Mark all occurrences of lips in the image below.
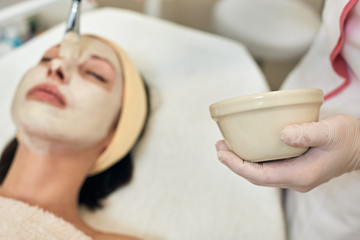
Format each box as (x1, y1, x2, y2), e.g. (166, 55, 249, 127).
(26, 83, 67, 109)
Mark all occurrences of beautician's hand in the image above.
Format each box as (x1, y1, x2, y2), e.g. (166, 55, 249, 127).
(216, 114, 360, 192)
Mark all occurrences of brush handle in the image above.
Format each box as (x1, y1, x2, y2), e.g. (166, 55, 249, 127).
(65, 0, 82, 34)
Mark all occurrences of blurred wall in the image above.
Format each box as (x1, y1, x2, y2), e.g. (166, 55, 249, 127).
(162, 0, 324, 33)
(97, 0, 217, 32)
(302, 0, 324, 13)
(162, 0, 218, 32)
(97, 0, 324, 33)
(97, 0, 143, 12)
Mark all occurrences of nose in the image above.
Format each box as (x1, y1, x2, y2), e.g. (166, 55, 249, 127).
(47, 59, 69, 84)
(59, 33, 80, 60)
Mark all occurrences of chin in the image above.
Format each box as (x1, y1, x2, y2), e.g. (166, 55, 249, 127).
(12, 99, 110, 151)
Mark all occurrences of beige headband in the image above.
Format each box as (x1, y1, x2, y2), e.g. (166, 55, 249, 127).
(87, 35, 148, 175)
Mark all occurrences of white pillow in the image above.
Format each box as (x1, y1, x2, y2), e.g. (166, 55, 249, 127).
(0, 8, 285, 240)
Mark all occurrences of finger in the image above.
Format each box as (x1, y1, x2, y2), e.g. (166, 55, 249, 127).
(217, 150, 263, 180)
(280, 121, 331, 148)
(254, 155, 317, 191)
(217, 150, 289, 185)
(215, 140, 231, 151)
(218, 149, 316, 190)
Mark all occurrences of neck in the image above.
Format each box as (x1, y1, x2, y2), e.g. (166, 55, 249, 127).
(0, 140, 100, 229)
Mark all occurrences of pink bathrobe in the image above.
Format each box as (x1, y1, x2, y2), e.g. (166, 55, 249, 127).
(282, 0, 360, 239)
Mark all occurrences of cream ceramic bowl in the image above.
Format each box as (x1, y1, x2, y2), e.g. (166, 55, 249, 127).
(210, 88, 324, 162)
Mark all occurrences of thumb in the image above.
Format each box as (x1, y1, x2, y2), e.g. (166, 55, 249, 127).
(280, 121, 331, 148)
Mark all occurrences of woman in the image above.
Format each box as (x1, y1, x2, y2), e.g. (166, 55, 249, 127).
(0, 33, 149, 240)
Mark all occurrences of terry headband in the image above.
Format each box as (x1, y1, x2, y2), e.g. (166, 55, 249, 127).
(87, 35, 148, 175)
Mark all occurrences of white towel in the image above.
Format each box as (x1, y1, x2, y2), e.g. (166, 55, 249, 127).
(0, 196, 91, 240)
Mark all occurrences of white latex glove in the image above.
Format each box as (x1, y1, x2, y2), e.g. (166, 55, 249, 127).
(216, 114, 360, 192)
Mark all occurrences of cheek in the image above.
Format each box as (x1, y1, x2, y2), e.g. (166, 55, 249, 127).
(67, 77, 122, 127)
(12, 67, 46, 107)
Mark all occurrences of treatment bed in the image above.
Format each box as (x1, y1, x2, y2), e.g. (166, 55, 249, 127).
(0, 8, 285, 240)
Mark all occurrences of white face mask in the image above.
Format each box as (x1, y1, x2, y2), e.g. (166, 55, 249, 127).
(11, 36, 123, 153)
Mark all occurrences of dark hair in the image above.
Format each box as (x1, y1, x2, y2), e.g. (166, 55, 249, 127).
(0, 81, 150, 210)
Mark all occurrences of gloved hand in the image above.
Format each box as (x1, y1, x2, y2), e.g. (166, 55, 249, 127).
(216, 114, 360, 192)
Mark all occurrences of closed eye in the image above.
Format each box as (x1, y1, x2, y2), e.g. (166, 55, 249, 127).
(41, 57, 52, 62)
(85, 70, 108, 83)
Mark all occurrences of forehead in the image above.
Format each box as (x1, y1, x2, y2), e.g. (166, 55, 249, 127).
(58, 36, 122, 72)
(79, 36, 116, 56)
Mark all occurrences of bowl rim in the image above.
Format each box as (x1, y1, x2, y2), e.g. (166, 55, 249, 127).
(209, 88, 324, 118)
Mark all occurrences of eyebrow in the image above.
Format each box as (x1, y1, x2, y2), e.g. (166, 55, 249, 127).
(43, 45, 60, 53)
(41, 45, 60, 58)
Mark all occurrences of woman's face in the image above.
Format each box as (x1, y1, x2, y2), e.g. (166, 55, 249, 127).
(11, 35, 123, 150)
